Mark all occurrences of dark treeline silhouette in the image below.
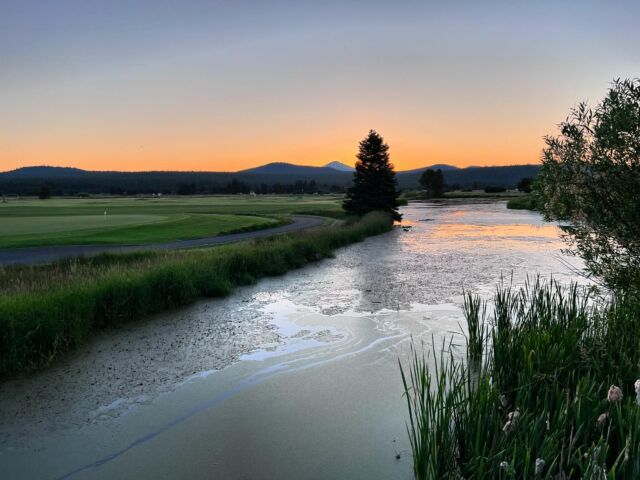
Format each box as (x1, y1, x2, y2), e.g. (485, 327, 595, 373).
(0, 163, 541, 196)
(0, 168, 343, 196)
(396, 164, 540, 190)
(176, 179, 323, 195)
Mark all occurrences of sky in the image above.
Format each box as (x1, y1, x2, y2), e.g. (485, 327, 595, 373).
(1, 1, 639, 172)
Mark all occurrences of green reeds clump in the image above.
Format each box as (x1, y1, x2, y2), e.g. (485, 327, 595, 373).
(0, 212, 392, 377)
(463, 291, 487, 364)
(401, 278, 640, 479)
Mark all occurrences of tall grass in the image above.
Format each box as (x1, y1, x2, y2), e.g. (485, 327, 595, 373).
(401, 278, 640, 479)
(0, 212, 392, 377)
(463, 291, 487, 364)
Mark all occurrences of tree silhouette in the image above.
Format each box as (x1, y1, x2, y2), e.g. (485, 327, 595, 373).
(538, 78, 640, 290)
(419, 169, 445, 198)
(343, 130, 402, 221)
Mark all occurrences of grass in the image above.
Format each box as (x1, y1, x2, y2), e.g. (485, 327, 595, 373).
(0, 194, 344, 217)
(507, 194, 538, 211)
(0, 212, 392, 377)
(0, 194, 344, 247)
(0, 213, 282, 248)
(401, 278, 640, 479)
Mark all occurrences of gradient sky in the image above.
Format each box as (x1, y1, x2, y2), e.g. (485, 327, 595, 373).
(1, 0, 639, 172)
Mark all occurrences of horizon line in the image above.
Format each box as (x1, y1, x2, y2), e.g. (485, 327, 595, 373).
(1, 161, 542, 175)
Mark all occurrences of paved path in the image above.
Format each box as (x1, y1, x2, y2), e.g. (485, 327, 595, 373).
(0, 215, 326, 266)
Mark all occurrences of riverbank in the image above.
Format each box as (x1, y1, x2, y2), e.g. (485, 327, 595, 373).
(401, 190, 526, 203)
(0, 212, 392, 377)
(506, 194, 538, 210)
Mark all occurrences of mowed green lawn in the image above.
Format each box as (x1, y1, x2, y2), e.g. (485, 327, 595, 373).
(0, 195, 343, 248)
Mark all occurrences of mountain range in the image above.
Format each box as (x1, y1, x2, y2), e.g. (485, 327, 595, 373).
(0, 163, 540, 195)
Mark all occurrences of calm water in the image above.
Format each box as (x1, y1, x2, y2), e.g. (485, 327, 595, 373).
(0, 201, 585, 479)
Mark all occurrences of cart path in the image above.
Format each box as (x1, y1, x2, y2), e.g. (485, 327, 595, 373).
(0, 215, 326, 266)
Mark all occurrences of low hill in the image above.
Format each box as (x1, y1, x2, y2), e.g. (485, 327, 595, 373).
(3, 166, 89, 179)
(239, 162, 332, 175)
(397, 164, 540, 189)
(400, 164, 459, 174)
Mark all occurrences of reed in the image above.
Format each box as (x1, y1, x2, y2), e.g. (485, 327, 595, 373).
(401, 278, 640, 479)
(463, 291, 486, 364)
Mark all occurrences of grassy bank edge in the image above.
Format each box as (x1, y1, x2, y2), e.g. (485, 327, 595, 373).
(0, 212, 392, 378)
(506, 194, 538, 210)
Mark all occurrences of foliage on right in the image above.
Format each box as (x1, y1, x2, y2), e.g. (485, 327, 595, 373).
(537, 78, 640, 291)
(401, 79, 640, 479)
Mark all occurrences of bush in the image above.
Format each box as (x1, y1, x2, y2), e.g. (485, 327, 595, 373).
(506, 195, 538, 210)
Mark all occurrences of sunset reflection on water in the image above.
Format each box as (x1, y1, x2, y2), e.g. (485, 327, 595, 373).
(398, 201, 568, 255)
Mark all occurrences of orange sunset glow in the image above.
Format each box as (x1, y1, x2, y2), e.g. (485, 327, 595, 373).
(2, 1, 638, 172)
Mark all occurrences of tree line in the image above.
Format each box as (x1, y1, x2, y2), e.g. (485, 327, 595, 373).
(5, 179, 347, 197)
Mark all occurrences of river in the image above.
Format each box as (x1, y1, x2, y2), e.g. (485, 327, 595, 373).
(0, 200, 585, 479)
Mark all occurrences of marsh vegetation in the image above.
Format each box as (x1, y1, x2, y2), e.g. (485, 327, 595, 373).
(403, 279, 640, 478)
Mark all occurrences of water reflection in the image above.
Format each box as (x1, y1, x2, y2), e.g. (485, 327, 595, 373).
(399, 202, 568, 256)
(431, 223, 561, 239)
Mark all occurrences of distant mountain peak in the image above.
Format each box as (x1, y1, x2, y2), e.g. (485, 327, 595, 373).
(324, 161, 355, 172)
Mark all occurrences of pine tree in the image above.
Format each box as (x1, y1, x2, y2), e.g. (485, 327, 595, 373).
(343, 130, 402, 221)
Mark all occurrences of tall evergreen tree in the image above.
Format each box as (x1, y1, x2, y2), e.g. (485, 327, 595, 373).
(343, 130, 402, 221)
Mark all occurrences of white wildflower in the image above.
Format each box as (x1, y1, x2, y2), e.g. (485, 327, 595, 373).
(535, 458, 545, 476)
(500, 461, 509, 470)
(596, 412, 609, 429)
(607, 385, 623, 403)
(635, 379, 640, 405)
